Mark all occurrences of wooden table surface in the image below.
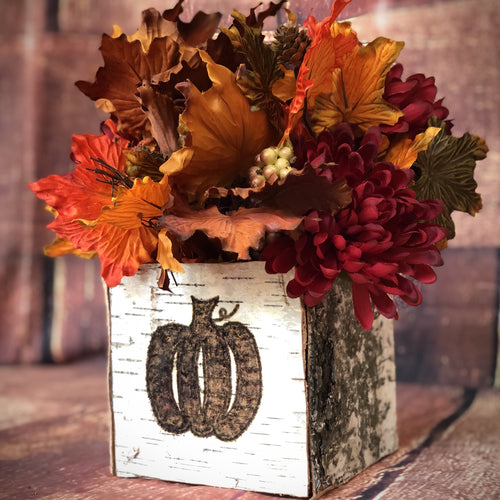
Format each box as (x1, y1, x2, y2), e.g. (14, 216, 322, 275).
(1, 356, 499, 499)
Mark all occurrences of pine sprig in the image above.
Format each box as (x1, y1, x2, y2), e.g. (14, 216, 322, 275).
(221, 14, 285, 133)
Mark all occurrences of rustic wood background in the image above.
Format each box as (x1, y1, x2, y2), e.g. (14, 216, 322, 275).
(2, 357, 499, 498)
(1, 0, 498, 387)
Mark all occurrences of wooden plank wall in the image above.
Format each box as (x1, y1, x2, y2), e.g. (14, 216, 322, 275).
(1, 0, 498, 387)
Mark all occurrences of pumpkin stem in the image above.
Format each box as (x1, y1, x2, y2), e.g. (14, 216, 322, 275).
(214, 304, 240, 322)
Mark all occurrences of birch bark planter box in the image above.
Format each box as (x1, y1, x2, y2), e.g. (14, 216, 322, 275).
(107, 262, 398, 497)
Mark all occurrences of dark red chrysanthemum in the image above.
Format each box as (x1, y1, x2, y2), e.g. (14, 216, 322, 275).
(381, 63, 452, 138)
(261, 124, 447, 329)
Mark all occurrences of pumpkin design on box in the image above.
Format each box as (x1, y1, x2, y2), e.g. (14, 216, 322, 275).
(146, 296, 263, 441)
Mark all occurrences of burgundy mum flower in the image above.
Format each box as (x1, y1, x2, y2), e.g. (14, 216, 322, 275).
(382, 63, 453, 138)
(261, 124, 447, 329)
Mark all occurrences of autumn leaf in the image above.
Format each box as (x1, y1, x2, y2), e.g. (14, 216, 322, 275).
(77, 5, 222, 145)
(76, 33, 185, 140)
(161, 205, 302, 260)
(208, 164, 351, 216)
(158, 228, 184, 273)
(305, 21, 359, 107)
(385, 126, 441, 169)
(283, 0, 357, 139)
(73, 176, 176, 286)
(112, 8, 178, 53)
(412, 117, 488, 240)
(29, 120, 179, 286)
(161, 0, 222, 55)
(97, 176, 170, 229)
(113, 4, 221, 60)
(311, 36, 404, 136)
(44, 237, 96, 259)
(29, 119, 131, 251)
(272, 66, 297, 102)
(244, 0, 287, 28)
(160, 51, 275, 199)
(221, 13, 285, 132)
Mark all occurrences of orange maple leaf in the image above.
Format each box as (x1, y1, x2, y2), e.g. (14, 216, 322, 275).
(282, 0, 357, 140)
(161, 205, 302, 260)
(160, 51, 275, 199)
(30, 120, 180, 286)
(82, 177, 181, 285)
(29, 120, 130, 248)
(385, 127, 441, 169)
(311, 35, 404, 135)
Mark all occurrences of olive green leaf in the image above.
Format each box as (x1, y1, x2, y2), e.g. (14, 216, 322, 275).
(412, 116, 488, 240)
(221, 13, 285, 133)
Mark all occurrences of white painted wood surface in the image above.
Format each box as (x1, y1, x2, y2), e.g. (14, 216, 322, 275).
(108, 262, 309, 497)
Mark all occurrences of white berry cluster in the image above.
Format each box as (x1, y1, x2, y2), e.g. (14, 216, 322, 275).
(248, 144, 296, 188)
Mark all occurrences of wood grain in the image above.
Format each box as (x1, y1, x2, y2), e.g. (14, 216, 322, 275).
(2, 357, 499, 499)
(395, 248, 499, 386)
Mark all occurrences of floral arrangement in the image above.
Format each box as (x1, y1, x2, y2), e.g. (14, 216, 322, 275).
(30, 0, 487, 329)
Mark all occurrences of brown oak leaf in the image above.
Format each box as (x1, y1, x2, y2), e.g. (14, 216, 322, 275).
(76, 33, 185, 140)
(76, 6, 219, 144)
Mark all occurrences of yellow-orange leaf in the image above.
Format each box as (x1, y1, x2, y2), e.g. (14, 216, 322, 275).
(385, 127, 441, 169)
(44, 238, 96, 259)
(98, 177, 170, 229)
(158, 229, 184, 273)
(283, 3, 356, 140)
(84, 177, 175, 286)
(161, 51, 274, 199)
(311, 36, 404, 135)
(272, 66, 296, 102)
(306, 21, 358, 107)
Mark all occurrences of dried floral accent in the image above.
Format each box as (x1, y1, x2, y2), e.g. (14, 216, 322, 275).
(412, 117, 488, 242)
(272, 25, 311, 69)
(221, 13, 285, 133)
(124, 149, 164, 182)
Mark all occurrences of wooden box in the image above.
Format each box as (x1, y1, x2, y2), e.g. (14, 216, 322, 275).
(107, 262, 397, 497)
